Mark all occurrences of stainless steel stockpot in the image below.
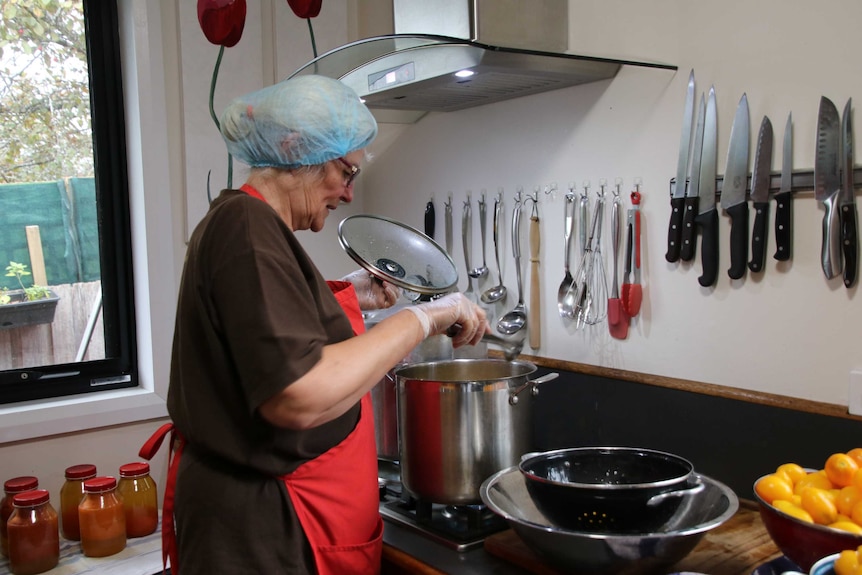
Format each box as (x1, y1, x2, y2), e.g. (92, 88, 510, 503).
(394, 359, 557, 505)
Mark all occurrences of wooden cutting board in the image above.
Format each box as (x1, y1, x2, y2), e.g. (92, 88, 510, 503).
(484, 501, 783, 575)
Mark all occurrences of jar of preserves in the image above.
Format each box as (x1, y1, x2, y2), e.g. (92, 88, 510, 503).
(60, 463, 97, 541)
(6, 489, 59, 575)
(117, 462, 158, 537)
(0, 476, 39, 557)
(79, 476, 126, 557)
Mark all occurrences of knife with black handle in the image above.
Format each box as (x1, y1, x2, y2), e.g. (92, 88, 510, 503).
(667, 70, 696, 263)
(722, 94, 750, 280)
(748, 116, 773, 273)
(696, 87, 719, 287)
(841, 98, 857, 288)
(774, 113, 793, 261)
(815, 96, 843, 280)
(681, 93, 706, 262)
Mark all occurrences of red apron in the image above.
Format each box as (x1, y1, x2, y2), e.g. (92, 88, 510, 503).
(141, 186, 382, 574)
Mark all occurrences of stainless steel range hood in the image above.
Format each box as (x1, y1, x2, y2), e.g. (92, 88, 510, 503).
(288, 0, 675, 123)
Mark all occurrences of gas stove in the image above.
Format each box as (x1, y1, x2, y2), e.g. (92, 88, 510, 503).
(378, 460, 507, 552)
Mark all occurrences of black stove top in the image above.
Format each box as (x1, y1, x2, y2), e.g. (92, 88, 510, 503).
(378, 461, 507, 552)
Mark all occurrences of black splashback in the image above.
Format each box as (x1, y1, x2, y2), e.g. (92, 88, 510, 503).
(529, 368, 862, 499)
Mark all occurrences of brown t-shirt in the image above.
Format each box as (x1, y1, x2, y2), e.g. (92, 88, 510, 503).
(167, 189, 358, 574)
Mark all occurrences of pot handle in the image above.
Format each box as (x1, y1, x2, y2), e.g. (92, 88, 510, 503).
(646, 476, 705, 507)
(509, 372, 559, 405)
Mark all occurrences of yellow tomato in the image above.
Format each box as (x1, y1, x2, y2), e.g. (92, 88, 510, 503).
(835, 549, 861, 575)
(851, 499, 862, 526)
(827, 453, 861, 488)
(776, 463, 807, 487)
(800, 486, 839, 525)
(838, 486, 862, 517)
(795, 471, 834, 495)
(756, 474, 795, 504)
(831, 521, 862, 534)
(847, 448, 862, 468)
(772, 499, 814, 523)
(853, 469, 862, 492)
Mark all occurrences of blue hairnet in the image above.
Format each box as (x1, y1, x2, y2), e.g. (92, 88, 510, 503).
(220, 75, 378, 169)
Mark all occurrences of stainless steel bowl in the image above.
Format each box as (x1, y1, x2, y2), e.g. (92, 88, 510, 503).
(480, 466, 738, 575)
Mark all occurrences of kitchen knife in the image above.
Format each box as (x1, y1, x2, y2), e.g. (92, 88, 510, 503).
(814, 96, 842, 280)
(695, 86, 719, 287)
(681, 93, 706, 262)
(666, 69, 696, 263)
(748, 116, 773, 273)
(721, 93, 750, 280)
(424, 199, 435, 239)
(773, 113, 793, 261)
(841, 98, 857, 288)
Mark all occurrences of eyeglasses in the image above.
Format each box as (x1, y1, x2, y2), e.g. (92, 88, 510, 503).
(337, 157, 360, 188)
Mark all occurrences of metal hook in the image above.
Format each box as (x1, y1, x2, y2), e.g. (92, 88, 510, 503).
(597, 178, 607, 199)
(445, 192, 453, 210)
(514, 185, 524, 206)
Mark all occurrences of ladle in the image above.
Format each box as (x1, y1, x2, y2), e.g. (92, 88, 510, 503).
(447, 324, 525, 361)
(469, 191, 490, 279)
(461, 194, 477, 302)
(557, 187, 576, 318)
(481, 191, 508, 304)
(497, 191, 527, 335)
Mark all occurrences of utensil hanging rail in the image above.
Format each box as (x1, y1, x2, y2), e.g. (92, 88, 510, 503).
(669, 168, 862, 198)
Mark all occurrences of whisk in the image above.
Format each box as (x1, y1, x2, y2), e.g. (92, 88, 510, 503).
(572, 186, 608, 328)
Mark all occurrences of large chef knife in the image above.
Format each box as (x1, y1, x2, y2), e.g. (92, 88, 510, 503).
(841, 98, 857, 288)
(748, 116, 773, 273)
(681, 93, 706, 262)
(814, 96, 842, 280)
(695, 86, 719, 287)
(773, 113, 793, 261)
(666, 69, 696, 263)
(424, 199, 435, 239)
(722, 94, 750, 280)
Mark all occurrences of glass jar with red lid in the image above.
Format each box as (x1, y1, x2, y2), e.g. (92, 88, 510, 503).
(6, 489, 59, 575)
(60, 464, 97, 541)
(117, 462, 158, 537)
(0, 476, 39, 557)
(78, 476, 126, 557)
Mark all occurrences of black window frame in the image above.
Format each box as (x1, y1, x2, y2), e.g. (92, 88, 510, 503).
(0, 0, 137, 404)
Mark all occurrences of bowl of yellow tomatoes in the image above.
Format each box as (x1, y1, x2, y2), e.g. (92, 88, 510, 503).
(754, 450, 862, 572)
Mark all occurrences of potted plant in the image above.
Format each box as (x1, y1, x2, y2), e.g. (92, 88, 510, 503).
(0, 261, 60, 330)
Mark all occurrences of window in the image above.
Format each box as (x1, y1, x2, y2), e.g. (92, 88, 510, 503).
(0, 0, 137, 404)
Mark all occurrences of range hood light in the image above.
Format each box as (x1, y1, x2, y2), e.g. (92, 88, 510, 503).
(454, 70, 474, 78)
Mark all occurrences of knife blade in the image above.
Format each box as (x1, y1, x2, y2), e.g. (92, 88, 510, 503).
(695, 86, 719, 287)
(681, 93, 706, 262)
(773, 113, 793, 261)
(444, 194, 453, 256)
(814, 96, 842, 280)
(748, 116, 773, 273)
(721, 93, 750, 280)
(841, 98, 857, 288)
(666, 69, 696, 263)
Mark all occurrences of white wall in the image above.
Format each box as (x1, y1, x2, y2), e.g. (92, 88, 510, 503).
(363, 0, 862, 407)
(5, 0, 861, 499)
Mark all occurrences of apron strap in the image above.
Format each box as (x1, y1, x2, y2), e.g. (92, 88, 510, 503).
(140, 422, 184, 575)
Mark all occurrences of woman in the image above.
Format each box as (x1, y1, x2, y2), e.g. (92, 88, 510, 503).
(163, 75, 487, 574)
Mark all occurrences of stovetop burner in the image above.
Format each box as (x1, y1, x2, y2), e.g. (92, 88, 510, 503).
(378, 464, 507, 552)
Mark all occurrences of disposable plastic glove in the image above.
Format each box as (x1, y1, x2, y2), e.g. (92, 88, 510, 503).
(406, 293, 488, 348)
(340, 269, 400, 310)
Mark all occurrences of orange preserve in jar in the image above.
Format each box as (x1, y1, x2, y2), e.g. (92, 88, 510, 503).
(0, 476, 39, 557)
(60, 463, 97, 541)
(117, 462, 158, 537)
(79, 476, 126, 557)
(7, 489, 59, 575)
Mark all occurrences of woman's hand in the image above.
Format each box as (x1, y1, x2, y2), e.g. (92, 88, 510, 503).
(408, 293, 488, 347)
(340, 269, 400, 310)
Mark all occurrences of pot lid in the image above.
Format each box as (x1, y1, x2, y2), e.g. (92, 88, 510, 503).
(338, 214, 458, 296)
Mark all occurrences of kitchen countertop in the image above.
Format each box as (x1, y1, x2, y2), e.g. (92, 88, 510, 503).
(381, 500, 784, 575)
